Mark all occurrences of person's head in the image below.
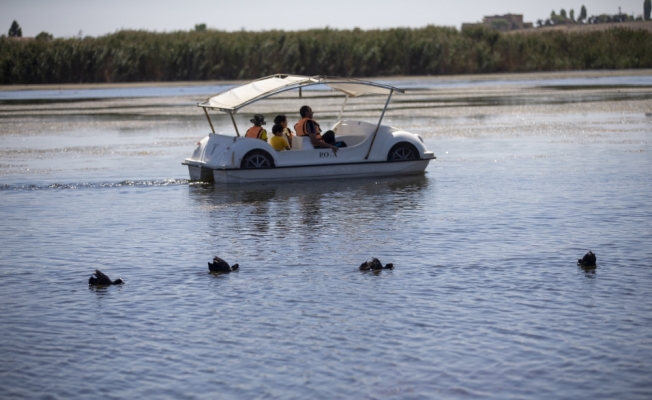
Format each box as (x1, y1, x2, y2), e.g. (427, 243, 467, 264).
(250, 114, 266, 126)
(272, 124, 283, 136)
(299, 105, 313, 119)
(273, 114, 286, 125)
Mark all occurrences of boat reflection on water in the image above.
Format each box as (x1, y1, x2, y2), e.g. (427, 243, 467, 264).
(188, 174, 430, 208)
(187, 174, 431, 244)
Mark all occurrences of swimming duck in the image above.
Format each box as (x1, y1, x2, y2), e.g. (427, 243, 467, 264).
(577, 251, 597, 268)
(88, 269, 124, 285)
(208, 256, 239, 273)
(359, 258, 394, 271)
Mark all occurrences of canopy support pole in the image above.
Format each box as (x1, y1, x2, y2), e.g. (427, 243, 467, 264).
(203, 108, 215, 134)
(336, 95, 349, 124)
(365, 89, 393, 160)
(229, 111, 240, 137)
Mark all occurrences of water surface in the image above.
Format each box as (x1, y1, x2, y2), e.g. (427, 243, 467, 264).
(1, 74, 651, 399)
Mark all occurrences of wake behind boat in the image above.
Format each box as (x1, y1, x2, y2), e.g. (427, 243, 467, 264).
(183, 74, 435, 183)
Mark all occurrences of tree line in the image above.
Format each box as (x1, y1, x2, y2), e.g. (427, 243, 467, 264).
(0, 25, 650, 84)
(538, 1, 651, 26)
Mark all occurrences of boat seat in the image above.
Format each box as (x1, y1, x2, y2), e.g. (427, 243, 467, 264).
(292, 136, 312, 150)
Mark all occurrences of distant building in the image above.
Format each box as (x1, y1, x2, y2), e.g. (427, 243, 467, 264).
(462, 14, 533, 31)
(483, 14, 532, 30)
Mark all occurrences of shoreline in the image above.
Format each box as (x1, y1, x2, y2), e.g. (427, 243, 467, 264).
(2, 69, 651, 92)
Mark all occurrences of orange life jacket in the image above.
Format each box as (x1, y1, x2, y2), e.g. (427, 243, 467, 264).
(294, 118, 322, 140)
(245, 126, 265, 139)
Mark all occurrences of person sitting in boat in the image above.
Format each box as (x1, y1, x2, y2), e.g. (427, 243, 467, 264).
(273, 114, 294, 149)
(269, 124, 291, 151)
(294, 106, 346, 153)
(245, 114, 268, 141)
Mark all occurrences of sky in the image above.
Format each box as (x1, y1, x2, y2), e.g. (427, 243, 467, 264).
(1, 0, 645, 38)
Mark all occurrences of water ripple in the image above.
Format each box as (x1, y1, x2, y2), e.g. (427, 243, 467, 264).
(1, 179, 190, 191)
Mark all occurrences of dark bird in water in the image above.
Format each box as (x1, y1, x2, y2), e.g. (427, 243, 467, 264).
(359, 258, 394, 271)
(88, 269, 124, 286)
(208, 256, 239, 273)
(577, 251, 597, 268)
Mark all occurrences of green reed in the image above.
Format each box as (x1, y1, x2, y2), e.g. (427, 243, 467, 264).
(1, 26, 650, 84)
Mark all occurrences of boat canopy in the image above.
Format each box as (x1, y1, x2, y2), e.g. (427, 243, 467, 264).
(198, 74, 405, 112)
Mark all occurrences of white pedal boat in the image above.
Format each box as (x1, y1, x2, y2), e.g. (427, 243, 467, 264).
(183, 74, 435, 183)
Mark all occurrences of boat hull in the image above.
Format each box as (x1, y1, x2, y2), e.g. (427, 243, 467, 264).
(187, 164, 215, 181)
(210, 159, 430, 183)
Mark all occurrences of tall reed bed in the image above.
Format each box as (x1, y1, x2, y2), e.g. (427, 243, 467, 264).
(1, 26, 650, 84)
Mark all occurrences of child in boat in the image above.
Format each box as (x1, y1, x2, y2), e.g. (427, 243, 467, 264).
(245, 114, 268, 141)
(269, 124, 291, 151)
(273, 114, 294, 149)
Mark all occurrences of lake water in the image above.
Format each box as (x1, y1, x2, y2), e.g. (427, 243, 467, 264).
(1, 73, 652, 399)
